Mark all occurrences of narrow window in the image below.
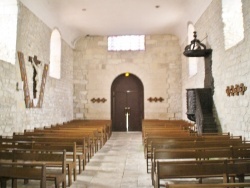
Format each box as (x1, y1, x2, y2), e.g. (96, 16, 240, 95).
(222, 0, 244, 50)
(188, 23, 198, 77)
(0, 0, 17, 64)
(49, 29, 61, 79)
(108, 35, 145, 51)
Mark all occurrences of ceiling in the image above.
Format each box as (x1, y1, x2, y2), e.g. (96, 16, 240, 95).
(19, 0, 212, 48)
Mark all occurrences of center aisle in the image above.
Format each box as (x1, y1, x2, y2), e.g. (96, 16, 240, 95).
(72, 132, 153, 188)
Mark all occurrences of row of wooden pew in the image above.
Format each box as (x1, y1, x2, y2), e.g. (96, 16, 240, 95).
(0, 119, 111, 188)
(142, 119, 250, 188)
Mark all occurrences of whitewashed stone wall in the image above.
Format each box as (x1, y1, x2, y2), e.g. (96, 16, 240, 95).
(73, 35, 182, 120)
(3, 0, 249, 139)
(0, 61, 17, 134)
(181, 0, 250, 139)
(0, 2, 74, 135)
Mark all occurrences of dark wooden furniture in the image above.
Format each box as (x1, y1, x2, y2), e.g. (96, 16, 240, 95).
(186, 88, 217, 133)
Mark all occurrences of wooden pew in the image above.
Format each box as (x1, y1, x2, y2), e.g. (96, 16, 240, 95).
(144, 133, 236, 153)
(144, 134, 235, 147)
(148, 138, 242, 159)
(63, 119, 112, 141)
(142, 120, 194, 141)
(151, 147, 233, 184)
(14, 130, 91, 161)
(0, 149, 67, 188)
(44, 126, 104, 151)
(143, 130, 191, 143)
(144, 134, 195, 157)
(231, 145, 250, 159)
(0, 138, 78, 186)
(60, 120, 112, 143)
(0, 161, 46, 188)
(151, 144, 250, 183)
(142, 119, 194, 130)
(143, 130, 183, 142)
(144, 130, 191, 137)
(14, 149, 67, 188)
(145, 134, 241, 153)
(154, 159, 250, 188)
(30, 141, 77, 186)
(62, 121, 109, 142)
(145, 136, 242, 172)
(166, 182, 250, 188)
(24, 129, 96, 156)
(8, 135, 87, 174)
(23, 119, 113, 167)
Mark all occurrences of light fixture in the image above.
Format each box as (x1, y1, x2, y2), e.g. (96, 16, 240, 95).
(183, 31, 212, 57)
(125, 72, 130, 77)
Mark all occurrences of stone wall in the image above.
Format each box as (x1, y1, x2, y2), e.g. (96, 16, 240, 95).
(0, 2, 74, 135)
(181, 0, 250, 139)
(0, 61, 17, 134)
(73, 35, 182, 120)
(2, 0, 249, 138)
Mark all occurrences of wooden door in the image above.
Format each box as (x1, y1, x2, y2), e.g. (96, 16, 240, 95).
(127, 91, 142, 131)
(111, 73, 144, 132)
(112, 91, 127, 131)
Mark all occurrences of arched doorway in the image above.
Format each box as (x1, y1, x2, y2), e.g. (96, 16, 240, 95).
(111, 73, 144, 131)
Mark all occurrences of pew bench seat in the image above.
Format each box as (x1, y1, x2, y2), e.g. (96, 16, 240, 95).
(0, 161, 46, 188)
(0, 149, 67, 188)
(154, 159, 250, 188)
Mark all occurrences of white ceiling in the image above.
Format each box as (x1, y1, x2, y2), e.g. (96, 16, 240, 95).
(19, 0, 212, 48)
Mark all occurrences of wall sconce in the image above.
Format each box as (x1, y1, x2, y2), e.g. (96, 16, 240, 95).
(148, 97, 164, 102)
(91, 98, 107, 103)
(226, 83, 247, 96)
(183, 31, 212, 57)
(16, 81, 23, 91)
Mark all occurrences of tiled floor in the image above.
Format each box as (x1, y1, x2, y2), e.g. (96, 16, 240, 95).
(71, 132, 153, 188)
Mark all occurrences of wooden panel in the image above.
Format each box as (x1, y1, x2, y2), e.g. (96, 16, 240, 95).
(127, 91, 142, 131)
(113, 91, 126, 131)
(37, 64, 48, 108)
(17, 51, 32, 108)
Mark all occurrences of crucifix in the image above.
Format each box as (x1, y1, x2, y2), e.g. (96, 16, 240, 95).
(18, 52, 48, 108)
(28, 55, 42, 99)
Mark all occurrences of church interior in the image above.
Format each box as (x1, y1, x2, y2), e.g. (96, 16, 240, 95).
(0, 0, 250, 187)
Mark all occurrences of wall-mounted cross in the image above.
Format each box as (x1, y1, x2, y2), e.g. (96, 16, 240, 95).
(28, 55, 42, 99)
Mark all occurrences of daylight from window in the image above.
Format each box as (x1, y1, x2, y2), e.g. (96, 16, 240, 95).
(0, 0, 17, 64)
(108, 35, 145, 51)
(49, 29, 61, 79)
(222, 0, 244, 50)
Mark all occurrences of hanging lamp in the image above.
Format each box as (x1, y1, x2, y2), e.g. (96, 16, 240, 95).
(183, 31, 212, 57)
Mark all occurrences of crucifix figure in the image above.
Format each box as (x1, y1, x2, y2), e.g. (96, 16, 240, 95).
(29, 55, 42, 99)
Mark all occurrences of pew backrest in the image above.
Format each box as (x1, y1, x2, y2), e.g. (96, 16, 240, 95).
(155, 159, 250, 188)
(0, 161, 46, 188)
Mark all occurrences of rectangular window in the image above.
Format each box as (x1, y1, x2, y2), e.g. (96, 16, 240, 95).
(108, 35, 145, 51)
(222, 0, 244, 50)
(0, 0, 18, 64)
